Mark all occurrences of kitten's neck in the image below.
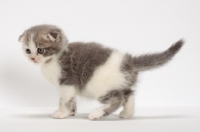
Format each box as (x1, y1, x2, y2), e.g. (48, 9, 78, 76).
(40, 50, 63, 66)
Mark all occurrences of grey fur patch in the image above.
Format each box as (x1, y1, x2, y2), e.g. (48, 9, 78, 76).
(121, 54, 133, 73)
(98, 90, 123, 117)
(121, 89, 134, 102)
(132, 40, 184, 71)
(43, 47, 61, 57)
(121, 53, 138, 88)
(59, 42, 112, 90)
(59, 51, 74, 85)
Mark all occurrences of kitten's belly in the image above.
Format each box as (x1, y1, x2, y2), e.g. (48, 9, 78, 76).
(83, 51, 128, 98)
(41, 59, 61, 86)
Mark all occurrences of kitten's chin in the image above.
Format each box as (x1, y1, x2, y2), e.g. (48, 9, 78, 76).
(30, 60, 43, 65)
(32, 61, 40, 65)
(34, 59, 52, 65)
(29, 57, 52, 65)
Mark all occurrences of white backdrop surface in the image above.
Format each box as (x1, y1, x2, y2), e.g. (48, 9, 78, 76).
(0, 0, 200, 107)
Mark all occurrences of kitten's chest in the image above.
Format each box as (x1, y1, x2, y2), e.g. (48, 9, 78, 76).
(41, 59, 61, 86)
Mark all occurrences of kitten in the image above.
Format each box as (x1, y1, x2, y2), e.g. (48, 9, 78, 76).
(18, 24, 184, 120)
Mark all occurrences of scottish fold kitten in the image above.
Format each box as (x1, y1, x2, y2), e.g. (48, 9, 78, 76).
(18, 25, 183, 120)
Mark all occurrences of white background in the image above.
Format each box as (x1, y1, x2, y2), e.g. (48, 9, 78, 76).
(0, 0, 200, 108)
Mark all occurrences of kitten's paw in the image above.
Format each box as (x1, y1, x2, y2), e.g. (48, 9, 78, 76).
(88, 109, 104, 120)
(52, 110, 68, 119)
(119, 110, 133, 119)
(68, 108, 76, 116)
(69, 111, 75, 116)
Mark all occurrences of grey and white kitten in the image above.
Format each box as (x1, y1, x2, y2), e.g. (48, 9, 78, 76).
(19, 24, 183, 120)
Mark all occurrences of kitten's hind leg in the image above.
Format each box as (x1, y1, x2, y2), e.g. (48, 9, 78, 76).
(119, 89, 134, 119)
(88, 90, 123, 120)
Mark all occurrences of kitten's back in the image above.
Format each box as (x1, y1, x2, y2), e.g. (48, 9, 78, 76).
(59, 42, 112, 89)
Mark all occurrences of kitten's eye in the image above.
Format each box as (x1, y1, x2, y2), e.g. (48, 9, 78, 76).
(37, 48, 44, 54)
(26, 49, 31, 54)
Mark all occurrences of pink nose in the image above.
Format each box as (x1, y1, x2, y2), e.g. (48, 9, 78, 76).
(31, 58, 35, 61)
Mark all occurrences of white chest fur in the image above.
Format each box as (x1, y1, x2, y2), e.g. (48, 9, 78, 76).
(41, 58, 61, 86)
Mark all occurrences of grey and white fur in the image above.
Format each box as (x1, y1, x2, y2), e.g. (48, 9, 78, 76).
(18, 24, 184, 120)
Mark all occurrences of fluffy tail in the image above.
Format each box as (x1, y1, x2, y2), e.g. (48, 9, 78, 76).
(132, 40, 184, 71)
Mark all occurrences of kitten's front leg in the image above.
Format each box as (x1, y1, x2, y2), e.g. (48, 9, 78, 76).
(52, 86, 76, 119)
(66, 97, 77, 116)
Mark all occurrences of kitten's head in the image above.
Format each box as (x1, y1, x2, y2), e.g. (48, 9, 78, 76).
(19, 25, 67, 65)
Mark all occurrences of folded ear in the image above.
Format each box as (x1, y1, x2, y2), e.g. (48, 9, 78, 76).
(18, 34, 25, 42)
(47, 32, 60, 42)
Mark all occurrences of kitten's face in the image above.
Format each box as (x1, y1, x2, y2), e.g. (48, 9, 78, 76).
(19, 25, 66, 65)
